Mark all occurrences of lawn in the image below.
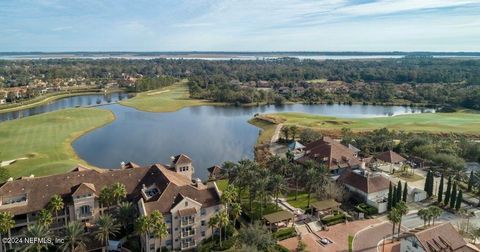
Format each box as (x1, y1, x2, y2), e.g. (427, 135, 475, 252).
(248, 117, 277, 146)
(0, 108, 114, 178)
(266, 110, 480, 135)
(285, 191, 317, 210)
(119, 80, 218, 112)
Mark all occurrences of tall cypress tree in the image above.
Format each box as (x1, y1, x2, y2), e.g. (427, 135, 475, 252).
(403, 182, 408, 202)
(387, 182, 393, 211)
(468, 171, 474, 192)
(444, 176, 452, 205)
(397, 181, 402, 203)
(392, 186, 398, 207)
(437, 174, 444, 204)
(450, 182, 457, 209)
(455, 190, 463, 211)
(424, 170, 430, 192)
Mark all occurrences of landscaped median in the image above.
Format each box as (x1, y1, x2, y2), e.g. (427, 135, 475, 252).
(0, 108, 114, 179)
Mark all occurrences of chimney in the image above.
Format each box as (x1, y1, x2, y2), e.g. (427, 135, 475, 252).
(194, 178, 202, 187)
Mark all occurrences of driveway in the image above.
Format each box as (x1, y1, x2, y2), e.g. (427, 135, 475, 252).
(353, 222, 393, 252)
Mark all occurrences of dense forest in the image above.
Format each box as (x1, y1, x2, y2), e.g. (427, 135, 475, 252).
(1, 57, 479, 109)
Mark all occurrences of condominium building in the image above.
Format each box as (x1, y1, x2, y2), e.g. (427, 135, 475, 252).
(0, 154, 222, 251)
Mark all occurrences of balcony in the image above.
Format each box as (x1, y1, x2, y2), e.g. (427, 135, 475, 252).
(181, 218, 195, 227)
(181, 229, 196, 238)
(181, 240, 196, 250)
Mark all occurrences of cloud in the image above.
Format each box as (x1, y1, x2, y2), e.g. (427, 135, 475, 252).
(51, 26, 72, 32)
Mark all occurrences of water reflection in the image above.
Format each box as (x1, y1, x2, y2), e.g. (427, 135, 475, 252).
(0, 92, 129, 122)
(73, 104, 434, 180)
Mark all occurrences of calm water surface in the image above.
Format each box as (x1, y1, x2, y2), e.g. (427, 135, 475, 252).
(72, 103, 433, 180)
(0, 92, 130, 122)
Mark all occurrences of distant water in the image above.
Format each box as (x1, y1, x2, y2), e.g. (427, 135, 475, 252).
(72, 103, 433, 180)
(0, 92, 130, 122)
(2, 54, 479, 61)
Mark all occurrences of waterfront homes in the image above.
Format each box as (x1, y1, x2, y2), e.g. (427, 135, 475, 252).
(0, 154, 222, 251)
(297, 136, 361, 175)
(400, 222, 480, 252)
(338, 169, 390, 213)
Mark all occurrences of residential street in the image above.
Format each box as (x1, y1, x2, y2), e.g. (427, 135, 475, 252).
(353, 222, 393, 252)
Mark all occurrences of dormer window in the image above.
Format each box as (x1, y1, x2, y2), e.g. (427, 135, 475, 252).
(1, 194, 27, 206)
(141, 184, 160, 200)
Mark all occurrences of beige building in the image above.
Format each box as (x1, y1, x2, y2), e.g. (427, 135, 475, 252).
(0, 154, 222, 251)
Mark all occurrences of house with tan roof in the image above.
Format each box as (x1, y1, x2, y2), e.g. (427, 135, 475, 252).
(0, 154, 222, 251)
(297, 137, 362, 175)
(400, 222, 480, 252)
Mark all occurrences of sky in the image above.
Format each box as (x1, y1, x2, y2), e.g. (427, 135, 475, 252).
(1, 0, 480, 52)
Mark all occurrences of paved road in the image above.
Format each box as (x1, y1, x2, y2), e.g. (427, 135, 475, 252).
(353, 222, 393, 252)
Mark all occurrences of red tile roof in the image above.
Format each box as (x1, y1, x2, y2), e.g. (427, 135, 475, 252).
(376, 151, 406, 164)
(300, 137, 361, 170)
(410, 223, 479, 252)
(338, 169, 390, 194)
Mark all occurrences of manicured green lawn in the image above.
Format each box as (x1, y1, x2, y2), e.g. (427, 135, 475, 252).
(0, 108, 114, 178)
(248, 117, 277, 146)
(267, 110, 480, 135)
(285, 191, 317, 210)
(119, 80, 218, 112)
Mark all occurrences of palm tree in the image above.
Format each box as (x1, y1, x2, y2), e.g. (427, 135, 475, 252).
(428, 206, 442, 225)
(417, 209, 429, 228)
(150, 210, 168, 252)
(217, 210, 230, 247)
(94, 214, 120, 249)
(99, 187, 113, 209)
(221, 184, 238, 213)
(292, 164, 303, 201)
(208, 215, 219, 243)
(135, 216, 152, 252)
(395, 202, 408, 239)
(269, 174, 286, 206)
(387, 208, 401, 241)
(111, 183, 127, 205)
(37, 209, 53, 228)
(22, 223, 52, 252)
(0, 211, 15, 252)
(48, 194, 64, 229)
(60, 221, 88, 252)
(116, 201, 135, 231)
(230, 202, 242, 227)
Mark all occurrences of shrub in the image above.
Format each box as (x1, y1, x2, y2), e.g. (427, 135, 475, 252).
(273, 227, 297, 241)
(321, 213, 346, 226)
(355, 203, 378, 215)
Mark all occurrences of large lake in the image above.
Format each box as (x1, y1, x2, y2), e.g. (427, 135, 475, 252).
(0, 92, 130, 122)
(72, 103, 433, 180)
